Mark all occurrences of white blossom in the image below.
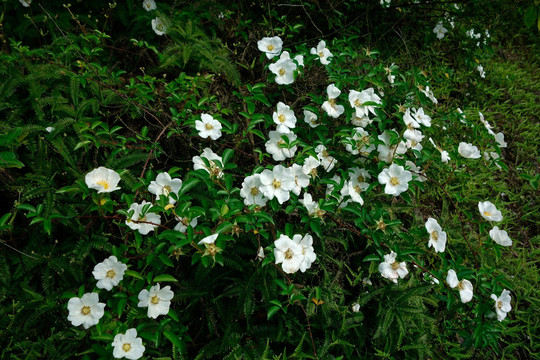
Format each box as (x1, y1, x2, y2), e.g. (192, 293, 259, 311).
(85, 167, 121, 193)
(478, 201, 503, 222)
(195, 113, 222, 140)
(259, 165, 295, 204)
(378, 163, 412, 196)
(269, 51, 297, 85)
(192, 147, 223, 178)
(151, 17, 167, 36)
(379, 251, 408, 283)
(142, 0, 156, 11)
(490, 289, 512, 321)
(489, 226, 512, 246)
(92, 256, 128, 291)
(265, 130, 297, 161)
(138, 283, 174, 319)
(274, 234, 304, 274)
(67, 293, 105, 329)
(257, 36, 283, 59)
(425, 218, 447, 252)
(322, 84, 345, 118)
(458, 142, 481, 159)
(126, 201, 161, 235)
(148, 172, 183, 204)
(446, 269, 474, 303)
(240, 174, 268, 206)
(112, 328, 145, 359)
(310, 40, 333, 65)
(273, 102, 297, 133)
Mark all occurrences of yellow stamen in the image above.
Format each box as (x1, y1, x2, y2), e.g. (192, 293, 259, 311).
(391, 261, 400, 270)
(205, 123, 214, 130)
(284, 249, 293, 260)
(96, 180, 109, 190)
(122, 343, 132, 352)
(151, 295, 160, 304)
(390, 177, 399, 186)
(431, 231, 439, 241)
(267, 44, 274, 51)
(81, 306, 91, 315)
(278, 68, 285, 76)
(278, 114, 286, 123)
(272, 179, 281, 189)
(250, 187, 259, 195)
(106, 269, 116, 278)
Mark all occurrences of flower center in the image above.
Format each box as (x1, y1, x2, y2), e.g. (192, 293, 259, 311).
(96, 180, 110, 190)
(284, 249, 294, 260)
(390, 177, 400, 186)
(278, 114, 286, 123)
(151, 295, 160, 304)
(411, 140, 418, 147)
(106, 269, 116, 278)
(357, 175, 365, 183)
(81, 306, 91, 315)
(163, 185, 171, 195)
(322, 150, 329, 158)
(205, 123, 214, 130)
(206, 243, 219, 256)
(315, 209, 326, 218)
(138, 215, 147, 222)
(354, 99, 362, 107)
(329, 98, 337, 107)
(391, 261, 400, 270)
(483, 211, 491, 217)
(267, 44, 274, 51)
(272, 179, 281, 189)
(122, 343, 132, 352)
(318, 52, 324, 58)
(278, 68, 285, 76)
(497, 300, 503, 309)
(431, 231, 439, 241)
(250, 187, 259, 196)
(457, 281, 465, 290)
(353, 185, 362, 194)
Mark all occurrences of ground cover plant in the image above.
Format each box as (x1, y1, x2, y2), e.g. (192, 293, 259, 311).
(0, 0, 538, 359)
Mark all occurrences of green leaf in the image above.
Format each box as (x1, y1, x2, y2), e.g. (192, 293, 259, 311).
(180, 178, 200, 195)
(524, 5, 537, 28)
(309, 220, 322, 238)
(222, 148, 234, 165)
(153, 274, 178, 282)
(163, 330, 184, 349)
(363, 254, 380, 262)
(124, 270, 144, 280)
(267, 306, 281, 320)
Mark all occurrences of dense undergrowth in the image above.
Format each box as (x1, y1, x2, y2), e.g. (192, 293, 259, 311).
(0, 1, 538, 359)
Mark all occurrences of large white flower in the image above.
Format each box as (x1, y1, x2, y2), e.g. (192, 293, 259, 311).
(378, 164, 412, 196)
(257, 36, 283, 59)
(148, 172, 183, 204)
(192, 147, 223, 178)
(273, 102, 297, 133)
(85, 167, 121, 193)
(67, 292, 105, 329)
(259, 165, 295, 204)
(433, 22, 448, 39)
(310, 40, 333, 65)
(458, 142, 481, 159)
(138, 283, 174, 319)
(265, 130, 297, 161)
(377, 131, 407, 163)
(378, 251, 408, 283)
(195, 113, 222, 140)
(19, 0, 31, 7)
(489, 226, 512, 246)
(142, 0, 156, 11)
(315, 145, 337, 171)
(269, 51, 297, 85)
(478, 201, 503, 222)
(151, 17, 167, 36)
(112, 328, 145, 359)
(490, 289, 512, 321)
(322, 84, 345, 118)
(302, 156, 320, 178)
(126, 201, 161, 235)
(425, 218, 446, 252)
(239, 174, 268, 206)
(403, 128, 424, 152)
(349, 88, 381, 119)
(292, 234, 317, 272)
(274, 234, 304, 274)
(403, 108, 420, 129)
(446, 269, 474, 303)
(92, 256, 128, 291)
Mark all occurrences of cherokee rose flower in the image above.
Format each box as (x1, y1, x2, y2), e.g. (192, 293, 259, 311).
(273, 102, 297, 133)
(477, 65, 486, 78)
(151, 17, 167, 36)
(299, 193, 325, 218)
(265, 130, 297, 162)
(322, 84, 345, 118)
(446, 269, 473, 303)
(257, 36, 283, 59)
(412, 107, 431, 127)
(192, 147, 223, 178)
(378, 251, 408, 283)
(195, 113, 222, 140)
(420, 86, 438, 104)
(259, 165, 295, 204)
(490, 289, 512, 321)
(303, 110, 320, 128)
(292, 233, 317, 273)
(349, 88, 381, 119)
(92, 256, 128, 291)
(352, 303, 360, 312)
(239, 174, 268, 206)
(478, 201, 503, 222)
(85, 167, 121, 193)
(138, 283, 174, 319)
(378, 164, 412, 196)
(433, 22, 448, 39)
(291, 163, 310, 196)
(112, 328, 145, 359)
(489, 226, 512, 246)
(125, 201, 161, 235)
(269, 51, 297, 85)
(142, 0, 156, 11)
(197, 233, 222, 258)
(310, 40, 333, 65)
(315, 144, 337, 171)
(67, 292, 105, 329)
(494, 132, 507, 148)
(174, 215, 198, 233)
(458, 142, 481, 159)
(345, 127, 375, 156)
(148, 172, 183, 204)
(425, 218, 447, 253)
(274, 234, 304, 274)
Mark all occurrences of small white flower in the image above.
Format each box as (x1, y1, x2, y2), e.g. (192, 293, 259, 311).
(351, 303, 360, 312)
(142, 0, 156, 11)
(67, 292, 105, 329)
(257, 36, 283, 59)
(405, 160, 427, 182)
(151, 17, 167, 36)
(489, 226, 512, 246)
(490, 289, 512, 321)
(273, 102, 297, 133)
(310, 40, 333, 65)
(377, 131, 407, 163)
(477, 65, 486, 78)
(126, 201, 161, 235)
(412, 107, 431, 127)
(92, 256, 128, 291)
(494, 132, 507, 148)
(294, 55, 304, 67)
(274, 234, 304, 274)
(315, 145, 337, 171)
(404, 128, 424, 152)
(265, 130, 297, 162)
(403, 108, 420, 129)
(259, 165, 295, 204)
(378, 164, 413, 196)
(446, 269, 474, 303)
(291, 163, 310, 196)
(322, 84, 345, 118)
(197, 234, 222, 257)
(458, 142, 481, 159)
(85, 167, 121, 193)
(349, 88, 381, 119)
(148, 172, 183, 204)
(425, 218, 447, 252)
(45, 126, 55, 133)
(138, 283, 174, 319)
(299, 193, 325, 218)
(112, 328, 145, 359)
(269, 51, 297, 85)
(292, 234, 317, 272)
(378, 251, 408, 283)
(478, 201, 503, 222)
(19, 0, 31, 7)
(174, 215, 198, 233)
(420, 86, 438, 104)
(433, 22, 448, 39)
(345, 128, 375, 156)
(192, 147, 223, 178)
(240, 174, 268, 206)
(257, 246, 265, 261)
(302, 156, 320, 178)
(195, 113, 222, 140)
(303, 110, 319, 128)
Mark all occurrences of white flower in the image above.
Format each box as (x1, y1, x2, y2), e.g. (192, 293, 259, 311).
(479, 111, 495, 135)
(265, 130, 297, 161)
(197, 234, 222, 257)
(174, 215, 198, 233)
(378, 164, 412, 196)
(315, 145, 337, 171)
(478, 201, 503, 222)
(112, 328, 145, 359)
(192, 147, 223, 178)
(291, 164, 310, 196)
(67, 293, 105, 329)
(240, 174, 268, 206)
(494, 132, 507, 148)
(142, 0, 156, 11)
(477, 65, 486, 78)
(195, 113, 222, 140)
(429, 137, 451, 163)
(85, 167, 121, 193)
(126, 201, 161, 235)
(446, 269, 474, 303)
(412, 107, 431, 127)
(292, 234, 317, 272)
(92, 256, 128, 291)
(403, 108, 420, 129)
(425, 218, 447, 252)
(378, 251, 408, 283)
(420, 86, 438, 104)
(404, 128, 424, 152)
(348, 167, 371, 192)
(303, 110, 320, 128)
(489, 226, 512, 246)
(352, 303, 360, 312)
(322, 84, 345, 118)
(45, 126, 55, 132)
(302, 156, 320, 178)
(257, 246, 265, 261)
(138, 283, 174, 319)
(274, 234, 304, 274)
(19, 0, 31, 7)
(377, 131, 407, 163)
(310, 40, 333, 65)
(458, 142, 481, 159)
(151, 18, 167, 36)
(269, 51, 297, 85)
(349, 88, 381, 119)
(405, 160, 427, 182)
(433, 22, 448, 39)
(273, 102, 297, 133)
(490, 289, 512, 321)
(259, 165, 295, 204)
(299, 193, 325, 218)
(345, 128, 375, 156)
(351, 114, 372, 128)
(380, 0, 391, 6)
(148, 172, 183, 204)
(257, 36, 283, 59)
